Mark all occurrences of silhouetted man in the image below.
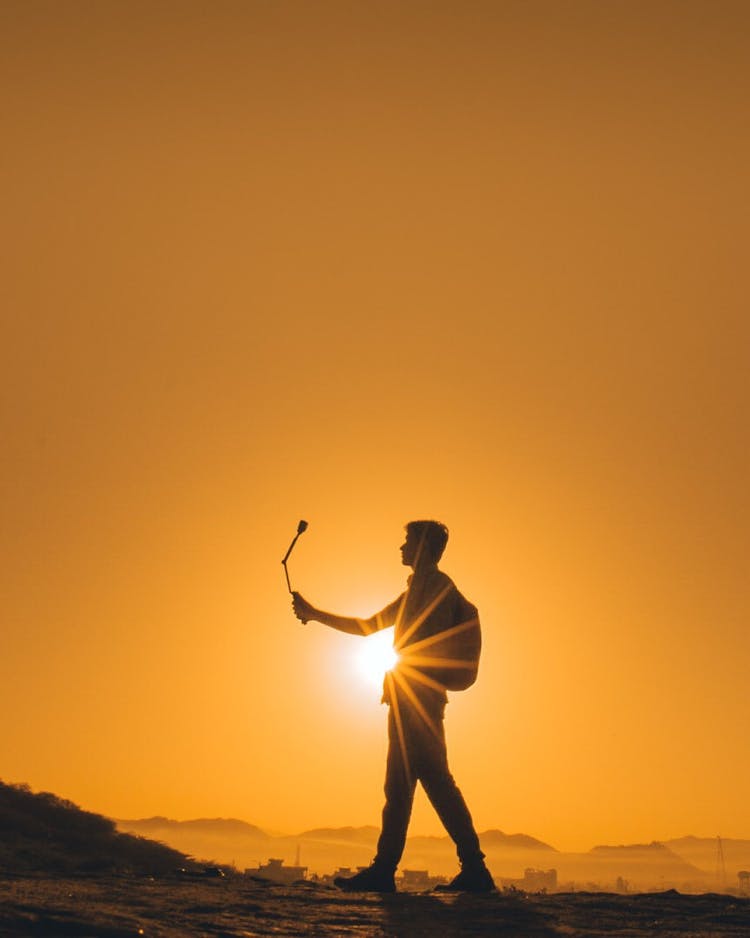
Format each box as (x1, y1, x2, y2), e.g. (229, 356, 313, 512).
(292, 520, 495, 893)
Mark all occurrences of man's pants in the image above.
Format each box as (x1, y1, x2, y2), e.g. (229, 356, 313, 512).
(374, 701, 484, 872)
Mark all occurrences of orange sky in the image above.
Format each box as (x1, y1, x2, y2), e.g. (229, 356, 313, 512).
(2, 1, 748, 852)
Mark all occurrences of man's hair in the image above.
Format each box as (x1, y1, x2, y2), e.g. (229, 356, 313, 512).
(406, 520, 449, 563)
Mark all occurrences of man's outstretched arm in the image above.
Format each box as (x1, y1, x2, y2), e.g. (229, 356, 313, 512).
(292, 591, 401, 636)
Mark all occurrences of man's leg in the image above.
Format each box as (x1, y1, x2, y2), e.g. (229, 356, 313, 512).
(415, 711, 495, 891)
(416, 715, 484, 867)
(374, 706, 417, 872)
(335, 706, 415, 892)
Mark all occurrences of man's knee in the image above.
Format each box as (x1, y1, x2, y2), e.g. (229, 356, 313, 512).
(384, 769, 413, 804)
(422, 766, 463, 804)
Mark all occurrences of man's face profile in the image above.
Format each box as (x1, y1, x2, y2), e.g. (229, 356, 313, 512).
(400, 528, 424, 569)
(400, 530, 416, 568)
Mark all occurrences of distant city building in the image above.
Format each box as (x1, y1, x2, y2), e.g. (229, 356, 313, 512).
(245, 858, 307, 884)
(312, 866, 370, 887)
(500, 868, 558, 893)
(399, 869, 430, 889)
(522, 868, 557, 892)
(398, 869, 449, 891)
(738, 871, 750, 896)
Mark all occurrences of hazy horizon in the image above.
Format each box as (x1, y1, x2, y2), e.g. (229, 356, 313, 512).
(28, 777, 750, 853)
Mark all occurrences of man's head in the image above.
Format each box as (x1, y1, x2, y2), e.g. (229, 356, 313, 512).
(400, 520, 449, 569)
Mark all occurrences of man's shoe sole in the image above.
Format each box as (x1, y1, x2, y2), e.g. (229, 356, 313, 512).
(334, 878, 396, 893)
(434, 883, 496, 893)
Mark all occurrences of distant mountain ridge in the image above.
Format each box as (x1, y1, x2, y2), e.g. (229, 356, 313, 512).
(113, 816, 750, 887)
(663, 836, 750, 877)
(117, 816, 269, 839)
(668, 835, 750, 851)
(590, 841, 679, 855)
(118, 817, 555, 851)
(111, 816, 750, 865)
(297, 825, 380, 844)
(120, 818, 750, 859)
(478, 829, 556, 851)
(8, 780, 749, 888)
(576, 840, 708, 883)
(589, 838, 750, 873)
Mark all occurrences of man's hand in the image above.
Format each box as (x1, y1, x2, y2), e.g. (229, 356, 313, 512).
(292, 591, 317, 624)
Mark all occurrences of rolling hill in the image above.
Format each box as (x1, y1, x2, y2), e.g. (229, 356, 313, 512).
(0, 780, 190, 874)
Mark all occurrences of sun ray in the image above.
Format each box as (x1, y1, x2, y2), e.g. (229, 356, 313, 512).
(394, 613, 481, 691)
(392, 591, 409, 637)
(363, 607, 395, 635)
(385, 671, 412, 785)
(396, 662, 448, 695)
(357, 618, 377, 635)
(393, 583, 454, 651)
(399, 614, 479, 656)
(401, 655, 478, 670)
(390, 668, 443, 741)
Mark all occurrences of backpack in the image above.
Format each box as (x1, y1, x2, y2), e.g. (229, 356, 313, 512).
(427, 592, 482, 692)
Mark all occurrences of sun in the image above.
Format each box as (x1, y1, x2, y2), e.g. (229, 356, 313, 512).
(355, 628, 399, 688)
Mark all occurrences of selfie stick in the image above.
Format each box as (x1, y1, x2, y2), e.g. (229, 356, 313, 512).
(282, 519, 308, 594)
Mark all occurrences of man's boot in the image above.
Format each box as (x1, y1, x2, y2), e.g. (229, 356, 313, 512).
(435, 861, 496, 893)
(334, 863, 396, 893)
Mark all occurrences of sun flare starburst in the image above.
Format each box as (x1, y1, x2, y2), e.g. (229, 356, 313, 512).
(355, 628, 399, 687)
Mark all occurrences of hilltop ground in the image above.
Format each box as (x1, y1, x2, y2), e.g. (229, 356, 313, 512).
(1, 872, 750, 938)
(3, 782, 749, 936)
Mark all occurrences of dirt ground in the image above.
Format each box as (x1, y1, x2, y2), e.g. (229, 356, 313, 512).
(1, 873, 749, 938)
